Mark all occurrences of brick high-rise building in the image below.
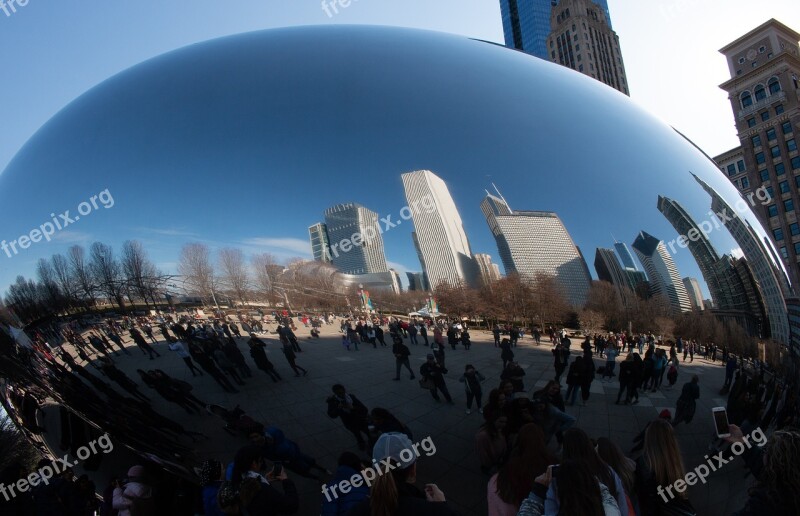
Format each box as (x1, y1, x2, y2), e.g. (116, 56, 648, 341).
(715, 19, 800, 288)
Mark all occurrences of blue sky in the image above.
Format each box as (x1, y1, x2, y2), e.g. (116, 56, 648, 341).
(0, 1, 798, 299)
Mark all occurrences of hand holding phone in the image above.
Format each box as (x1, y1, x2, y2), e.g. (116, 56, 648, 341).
(712, 407, 730, 438)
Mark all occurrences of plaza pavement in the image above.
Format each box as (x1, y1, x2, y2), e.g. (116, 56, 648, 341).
(46, 321, 752, 515)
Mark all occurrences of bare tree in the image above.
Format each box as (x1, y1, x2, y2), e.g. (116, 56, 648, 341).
(36, 258, 62, 310)
(68, 245, 96, 308)
(121, 240, 163, 307)
(530, 273, 570, 327)
(579, 309, 605, 335)
(219, 248, 250, 306)
(89, 242, 125, 309)
(251, 253, 282, 305)
(178, 243, 218, 306)
(52, 253, 79, 310)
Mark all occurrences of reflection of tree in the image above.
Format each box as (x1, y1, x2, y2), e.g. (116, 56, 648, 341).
(121, 240, 163, 307)
(178, 243, 219, 307)
(90, 242, 126, 310)
(579, 309, 605, 335)
(218, 248, 250, 306)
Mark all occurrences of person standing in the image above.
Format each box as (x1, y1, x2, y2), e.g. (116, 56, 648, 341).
(168, 337, 203, 377)
(579, 352, 596, 406)
(603, 343, 618, 381)
(431, 338, 446, 368)
(533, 327, 541, 346)
(492, 325, 501, 347)
(461, 328, 471, 350)
(419, 323, 429, 346)
(616, 354, 634, 404)
(281, 340, 308, 377)
(392, 336, 415, 381)
(459, 365, 485, 414)
(500, 338, 514, 369)
(326, 384, 370, 450)
(420, 354, 453, 404)
(564, 356, 585, 406)
(408, 323, 418, 345)
(672, 375, 700, 427)
(552, 342, 569, 383)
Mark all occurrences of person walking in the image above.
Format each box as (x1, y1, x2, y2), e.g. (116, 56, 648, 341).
(130, 328, 161, 359)
(224, 337, 253, 379)
(188, 342, 238, 393)
(248, 337, 282, 382)
(168, 337, 203, 377)
(672, 375, 700, 427)
(408, 323, 418, 346)
(281, 340, 308, 377)
(392, 336, 415, 381)
(461, 328, 471, 350)
(212, 347, 247, 386)
(459, 365, 485, 415)
(419, 323, 429, 346)
(326, 384, 370, 450)
(603, 344, 618, 381)
(724, 355, 737, 388)
(420, 354, 453, 404)
(431, 339, 446, 368)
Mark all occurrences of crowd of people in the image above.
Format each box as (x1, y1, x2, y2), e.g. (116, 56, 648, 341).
(3, 309, 800, 515)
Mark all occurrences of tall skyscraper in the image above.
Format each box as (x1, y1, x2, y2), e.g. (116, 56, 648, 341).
(481, 192, 591, 306)
(308, 222, 332, 263)
(614, 241, 638, 271)
(499, 0, 611, 61)
(474, 253, 502, 286)
(402, 170, 479, 289)
(632, 231, 692, 314)
(545, 0, 629, 94)
(323, 203, 388, 275)
(683, 277, 705, 311)
(406, 272, 428, 292)
(715, 19, 800, 287)
(594, 247, 647, 301)
(694, 173, 790, 344)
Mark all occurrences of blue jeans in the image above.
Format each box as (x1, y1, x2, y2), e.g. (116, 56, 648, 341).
(565, 384, 580, 405)
(544, 405, 576, 443)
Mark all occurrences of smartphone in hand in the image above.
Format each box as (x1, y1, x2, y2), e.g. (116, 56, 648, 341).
(712, 407, 730, 438)
(272, 462, 283, 477)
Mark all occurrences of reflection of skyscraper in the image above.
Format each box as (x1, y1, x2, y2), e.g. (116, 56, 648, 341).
(657, 195, 732, 309)
(406, 272, 428, 292)
(308, 222, 331, 263)
(632, 231, 692, 314)
(481, 193, 591, 306)
(323, 203, 388, 275)
(546, 0, 629, 94)
(694, 173, 790, 344)
(499, 0, 612, 60)
(402, 170, 479, 289)
(683, 277, 704, 311)
(474, 253, 502, 286)
(614, 241, 638, 271)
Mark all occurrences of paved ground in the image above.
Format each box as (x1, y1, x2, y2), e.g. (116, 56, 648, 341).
(41, 321, 752, 515)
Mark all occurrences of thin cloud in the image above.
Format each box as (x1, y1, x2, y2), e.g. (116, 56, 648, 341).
(134, 227, 199, 237)
(242, 237, 311, 256)
(730, 247, 744, 259)
(53, 231, 92, 244)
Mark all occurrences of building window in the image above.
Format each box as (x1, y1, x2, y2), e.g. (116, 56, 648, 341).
(771, 146, 781, 158)
(755, 85, 766, 101)
(768, 205, 778, 217)
(789, 139, 798, 153)
(760, 169, 770, 181)
(759, 46, 766, 53)
(579, 64, 584, 72)
(738, 57, 746, 64)
(575, 44, 580, 51)
(761, 111, 770, 122)
(756, 152, 766, 164)
(781, 246, 789, 258)
(784, 121, 794, 135)
(768, 77, 781, 94)
(752, 135, 762, 147)
(774, 228, 785, 241)
(792, 156, 800, 170)
(766, 186, 774, 197)
(767, 128, 777, 141)
(741, 91, 753, 108)
(728, 164, 737, 176)
(577, 54, 582, 62)
(747, 118, 757, 128)
(776, 105, 785, 115)
(737, 159, 746, 172)
(794, 242, 800, 256)
(791, 223, 800, 236)
(780, 181, 790, 194)
(741, 177, 750, 189)
(785, 199, 795, 212)
(795, 175, 800, 188)
(776, 163, 786, 176)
